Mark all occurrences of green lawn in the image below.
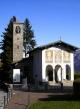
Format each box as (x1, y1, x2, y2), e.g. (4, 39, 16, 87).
(28, 101, 80, 109)
(28, 94, 80, 109)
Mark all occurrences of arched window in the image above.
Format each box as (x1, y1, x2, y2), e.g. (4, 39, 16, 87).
(46, 65, 53, 81)
(66, 65, 71, 80)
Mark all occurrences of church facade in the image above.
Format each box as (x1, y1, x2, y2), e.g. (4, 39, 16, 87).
(29, 41, 78, 86)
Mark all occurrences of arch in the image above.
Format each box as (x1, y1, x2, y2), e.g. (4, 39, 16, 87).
(55, 65, 62, 82)
(66, 65, 71, 80)
(46, 65, 53, 81)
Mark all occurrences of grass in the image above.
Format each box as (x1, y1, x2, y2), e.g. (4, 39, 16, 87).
(28, 101, 80, 109)
(28, 94, 80, 109)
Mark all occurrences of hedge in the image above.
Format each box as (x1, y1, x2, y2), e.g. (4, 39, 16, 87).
(73, 80, 80, 95)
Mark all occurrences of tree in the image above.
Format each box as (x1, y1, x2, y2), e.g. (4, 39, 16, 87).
(1, 17, 36, 82)
(1, 16, 16, 82)
(23, 18, 36, 57)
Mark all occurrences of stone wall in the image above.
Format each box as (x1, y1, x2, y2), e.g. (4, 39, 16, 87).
(13, 23, 24, 63)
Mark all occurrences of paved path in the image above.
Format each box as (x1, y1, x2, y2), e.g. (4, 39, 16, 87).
(4, 90, 53, 109)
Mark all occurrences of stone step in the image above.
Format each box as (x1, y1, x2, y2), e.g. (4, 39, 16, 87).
(48, 81, 60, 86)
(63, 81, 73, 86)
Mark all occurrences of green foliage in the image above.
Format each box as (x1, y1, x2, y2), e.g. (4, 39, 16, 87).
(1, 16, 16, 64)
(28, 101, 80, 109)
(74, 73, 80, 80)
(73, 80, 80, 95)
(23, 18, 36, 56)
(73, 73, 80, 95)
(1, 16, 16, 82)
(1, 16, 36, 82)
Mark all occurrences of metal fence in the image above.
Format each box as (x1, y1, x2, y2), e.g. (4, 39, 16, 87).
(0, 89, 12, 109)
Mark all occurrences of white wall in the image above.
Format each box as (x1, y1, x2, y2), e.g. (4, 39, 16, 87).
(42, 47, 74, 82)
(42, 47, 55, 82)
(71, 52, 74, 81)
(32, 46, 74, 83)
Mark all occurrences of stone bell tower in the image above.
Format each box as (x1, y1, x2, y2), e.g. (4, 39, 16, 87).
(13, 22, 24, 63)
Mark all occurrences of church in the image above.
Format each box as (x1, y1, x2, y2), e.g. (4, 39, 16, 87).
(28, 40, 78, 87)
(12, 22, 79, 87)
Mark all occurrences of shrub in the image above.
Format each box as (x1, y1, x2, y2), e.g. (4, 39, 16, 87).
(73, 79, 80, 95)
(74, 73, 80, 80)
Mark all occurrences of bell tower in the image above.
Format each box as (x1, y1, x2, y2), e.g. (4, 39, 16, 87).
(13, 22, 24, 63)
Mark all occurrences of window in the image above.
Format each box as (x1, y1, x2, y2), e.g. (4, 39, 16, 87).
(17, 45, 19, 49)
(15, 26, 21, 33)
(17, 38, 19, 40)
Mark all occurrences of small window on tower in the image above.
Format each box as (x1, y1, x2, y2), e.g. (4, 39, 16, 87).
(15, 26, 21, 33)
(17, 45, 19, 49)
(17, 38, 19, 40)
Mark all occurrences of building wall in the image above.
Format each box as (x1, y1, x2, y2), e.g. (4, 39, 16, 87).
(42, 47, 74, 82)
(71, 52, 74, 80)
(13, 23, 24, 63)
(33, 50, 42, 81)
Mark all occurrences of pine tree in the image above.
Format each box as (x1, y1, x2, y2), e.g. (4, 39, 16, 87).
(23, 18, 36, 57)
(1, 17, 36, 82)
(1, 16, 16, 82)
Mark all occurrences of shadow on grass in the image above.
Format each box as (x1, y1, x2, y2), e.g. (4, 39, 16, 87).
(39, 93, 80, 101)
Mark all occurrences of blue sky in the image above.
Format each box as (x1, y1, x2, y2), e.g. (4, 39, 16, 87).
(0, 0, 80, 47)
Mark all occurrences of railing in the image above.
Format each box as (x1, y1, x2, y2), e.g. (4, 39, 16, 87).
(0, 89, 12, 109)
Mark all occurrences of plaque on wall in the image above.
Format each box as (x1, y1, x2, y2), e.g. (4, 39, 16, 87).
(63, 51, 70, 62)
(54, 50, 62, 63)
(45, 50, 53, 63)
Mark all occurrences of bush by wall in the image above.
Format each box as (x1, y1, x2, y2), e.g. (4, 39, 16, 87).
(73, 79, 80, 95)
(74, 73, 80, 80)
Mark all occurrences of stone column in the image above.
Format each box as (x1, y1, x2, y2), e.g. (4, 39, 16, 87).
(53, 69, 55, 82)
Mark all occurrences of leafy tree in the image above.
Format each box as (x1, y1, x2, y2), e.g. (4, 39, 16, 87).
(1, 16, 16, 82)
(1, 17, 36, 82)
(23, 18, 36, 57)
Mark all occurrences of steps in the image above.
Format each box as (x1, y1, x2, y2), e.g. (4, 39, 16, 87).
(63, 80, 73, 87)
(48, 81, 60, 86)
(48, 81, 61, 90)
(47, 81, 73, 91)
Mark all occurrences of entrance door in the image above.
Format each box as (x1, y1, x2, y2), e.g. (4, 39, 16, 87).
(46, 65, 53, 81)
(55, 65, 62, 82)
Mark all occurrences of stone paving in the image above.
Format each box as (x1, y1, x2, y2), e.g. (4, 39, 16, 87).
(3, 86, 73, 109)
(4, 90, 54, 109)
